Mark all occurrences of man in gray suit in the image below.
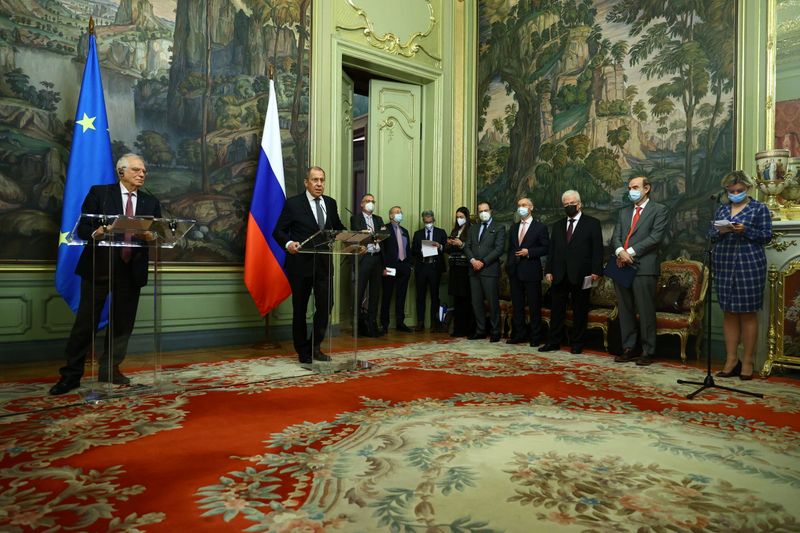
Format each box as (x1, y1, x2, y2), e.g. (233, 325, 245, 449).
(610, 176, 669, 366)
(464, 201, 507, 342)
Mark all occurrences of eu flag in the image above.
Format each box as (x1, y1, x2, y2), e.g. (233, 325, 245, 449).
(55, 31, 116, 314)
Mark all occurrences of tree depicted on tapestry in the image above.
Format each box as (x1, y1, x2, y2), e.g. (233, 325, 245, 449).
(477, 0, 735, 259)
(0, 0, 311, 262)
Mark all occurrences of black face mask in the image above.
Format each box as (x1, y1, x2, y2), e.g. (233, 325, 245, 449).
(564, 204, 579, 218)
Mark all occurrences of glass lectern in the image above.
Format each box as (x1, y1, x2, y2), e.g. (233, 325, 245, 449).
(66, 213, 195, 401)
(298, 229, 388, 373)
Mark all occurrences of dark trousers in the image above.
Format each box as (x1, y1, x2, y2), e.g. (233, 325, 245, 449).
(381, 260, 411, 328)
(60, 273, 141, 384)
(548, 278, 591, 348)
(451, 291, 474, 335)
(415, 262, 441, 326)
(289, 260, 333, 359)
(356, 253, 382, 328)
(615, 275, 658, 355)
(509, 274, 542, 342)
(470, 274, 500, 336)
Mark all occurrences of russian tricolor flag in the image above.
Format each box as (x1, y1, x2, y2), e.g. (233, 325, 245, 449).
(244, 79, 291, 315)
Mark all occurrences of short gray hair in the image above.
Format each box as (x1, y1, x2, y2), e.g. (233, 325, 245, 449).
(721, 170, 755, 189)
(561, 190, 581, 203)
(421, 209, 435, 219)
(116, 153, 144, 173)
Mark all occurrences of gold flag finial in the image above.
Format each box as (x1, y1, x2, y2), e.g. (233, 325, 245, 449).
(268, 63, 274, 80)
(89, 16, 95, 35)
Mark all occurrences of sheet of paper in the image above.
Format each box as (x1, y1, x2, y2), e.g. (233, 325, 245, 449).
(714, 219, 733, 228)
(385, 267, 396, 277)
(582, 275, 595, 290)
(421, 240, 439, 257)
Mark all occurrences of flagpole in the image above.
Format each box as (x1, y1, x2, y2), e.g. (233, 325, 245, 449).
(253, 62, 281, 352)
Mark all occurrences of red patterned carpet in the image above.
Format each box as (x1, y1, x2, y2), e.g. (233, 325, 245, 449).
(2, 340, 800, 532)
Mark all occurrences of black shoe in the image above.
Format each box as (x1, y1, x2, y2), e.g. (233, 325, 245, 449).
(49, 379, 79, 396)
(506, 336, 526, 344)
(571, 346, 583, 354)
(538, 343, 560, 352)
(299, 355, 312, 364)
(467, 332, 486, 340)
(377, 325, 388, 336)
(313, 351, 332, 362)
(396, 323, 412, 333)
(614, 348, 640, 363)
(489, 335, 501, 343)
(716, 359, 742, 378)
(635, 354, 653, 366)
(97, 370, 131, 385)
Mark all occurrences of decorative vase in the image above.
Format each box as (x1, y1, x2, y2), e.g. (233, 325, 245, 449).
(755, 149, 791, 218)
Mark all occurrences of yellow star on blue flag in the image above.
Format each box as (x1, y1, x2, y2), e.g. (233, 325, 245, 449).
(76, 113, 96, 133)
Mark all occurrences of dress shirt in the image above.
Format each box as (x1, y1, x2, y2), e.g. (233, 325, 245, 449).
(120, 182, 138, 215)
(306, 190, 326, 225)
(363, 212, 380, 253)
(565, 210, 582, 231)
(616, 198, 649, 257)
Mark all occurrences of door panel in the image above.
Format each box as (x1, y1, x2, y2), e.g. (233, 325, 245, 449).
(339, 71, 355, 330)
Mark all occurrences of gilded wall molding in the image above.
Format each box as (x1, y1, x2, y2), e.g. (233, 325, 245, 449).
(766, 231, 798, 252)
(338, 0, 441, 61)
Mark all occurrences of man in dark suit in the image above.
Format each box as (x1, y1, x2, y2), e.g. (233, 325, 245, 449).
(464, 200, 507, 342)
(350, 193, 384, 337)
(50, 153, 162, 395)
(610, 176, 669, 366)
(273, 166, 346, 364)
(540, 190, 604, 354)
(506, 197, 549, 346)
(380, 205, 413, 333)
(411, 209, 448, 332)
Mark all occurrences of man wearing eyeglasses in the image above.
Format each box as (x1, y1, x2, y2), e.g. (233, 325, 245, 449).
(540, 190, 603, 355)
(50, 153, 162, 395)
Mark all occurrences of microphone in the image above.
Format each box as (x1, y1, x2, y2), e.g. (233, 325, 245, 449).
(709, 191, 724, 202)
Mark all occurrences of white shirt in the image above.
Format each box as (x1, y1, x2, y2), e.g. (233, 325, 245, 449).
(615, 198, 649, 257)
(306, 190, 326, 224)
(120, 182, 137, 215)
(363, 211, 380, 252)
(565, 210, 582, 231)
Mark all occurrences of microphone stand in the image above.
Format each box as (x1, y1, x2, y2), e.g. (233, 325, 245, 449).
(677, 202, 763, 399)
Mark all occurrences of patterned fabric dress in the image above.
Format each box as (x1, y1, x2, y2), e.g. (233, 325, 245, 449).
(710, 198, 773, 312)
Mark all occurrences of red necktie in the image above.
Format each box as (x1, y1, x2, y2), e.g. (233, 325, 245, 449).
(121, 192, 134, 262)
(623, 206, 642, 249)
(566, 218, 575, 243)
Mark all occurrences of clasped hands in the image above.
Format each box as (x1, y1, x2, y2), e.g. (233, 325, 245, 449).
(718, 223, 745, 234)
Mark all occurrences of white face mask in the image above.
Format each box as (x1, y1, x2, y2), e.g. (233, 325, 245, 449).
(478, 211, 491, 222)
(393, 213, 403, 223)
(456, 217, 467, 226)
(517, 206, 529, 218)
(424, 222, 434, 230)
(364, 201, 375, 213)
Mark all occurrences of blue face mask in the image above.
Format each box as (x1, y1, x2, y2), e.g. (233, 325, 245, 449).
(629, 190, 642, 202)
(517, 207, 529, 218)
(728, 191, 747, 203)
(393, 213, 403, 223)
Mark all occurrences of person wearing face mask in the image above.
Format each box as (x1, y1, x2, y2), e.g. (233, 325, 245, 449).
(709, 170, 772, 380)
(412, 210, 449, 332)
(540, 190, 603, 354)
(445, 207, 474, 336)
(464, 200, 507, 342)
(505, 197, 550, 346)
(380, 205, 413, 334)
(610, 176, 669, 366)
(350, 193, 384, 337)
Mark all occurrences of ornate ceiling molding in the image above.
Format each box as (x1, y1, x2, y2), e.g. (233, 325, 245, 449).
(337, 0, 441, 61)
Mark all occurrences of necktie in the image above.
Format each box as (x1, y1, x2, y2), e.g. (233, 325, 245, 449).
(395, 224, 405, 261)
(479, 222, 487, 242)
(314, 197, 324, 230)
(366, 215, 373, 232)
(566, 218, 574, 243)
(518, 220, 527, 244)
(427, 229, 432, 241)
(623, 206, 642, 249)
(121, 192, 134, 262)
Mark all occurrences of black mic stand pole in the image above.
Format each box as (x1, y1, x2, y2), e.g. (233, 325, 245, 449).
(677, 210, 763, 399)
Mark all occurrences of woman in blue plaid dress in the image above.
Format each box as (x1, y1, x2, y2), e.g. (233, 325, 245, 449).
(710, 171, 773, 380)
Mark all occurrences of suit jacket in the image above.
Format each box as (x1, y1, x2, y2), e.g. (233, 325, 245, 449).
(412, 226, 448, 273)
(75, 183, 162, 288)
(545, 214, 603, 285)
(381, 222, 411, 268)
(464, 219, 506, 278)
(350, 211, 385, 260)
(506, 218, 549, 282)
(273, 192, 346, 278)
(610, 200, 669, 276)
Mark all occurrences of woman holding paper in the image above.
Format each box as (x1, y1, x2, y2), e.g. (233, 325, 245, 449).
(710, 170, 773, 380)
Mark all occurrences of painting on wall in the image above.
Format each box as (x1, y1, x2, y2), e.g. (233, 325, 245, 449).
(477, 0, 736, 260)
(0, 0, 311, 263)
